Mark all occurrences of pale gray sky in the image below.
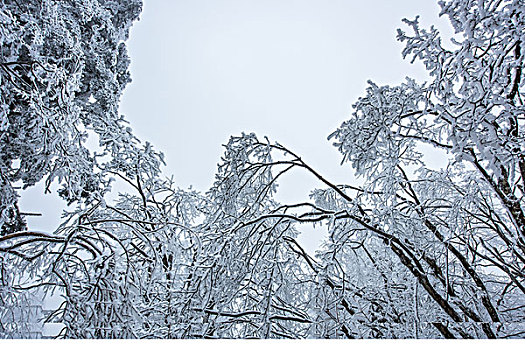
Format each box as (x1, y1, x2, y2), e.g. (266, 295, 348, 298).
(21, 0, 451, 250)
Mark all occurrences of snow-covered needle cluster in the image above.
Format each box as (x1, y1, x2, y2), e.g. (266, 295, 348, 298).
(1, 0, 524, 339)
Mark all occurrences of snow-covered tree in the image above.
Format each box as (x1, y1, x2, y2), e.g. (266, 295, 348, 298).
(0, 0, 147, 233)
(0, 0, 168, 338)
(175, 134, 314, 338)
(187, 0, 525, 338)
(2, 0, 525, 339)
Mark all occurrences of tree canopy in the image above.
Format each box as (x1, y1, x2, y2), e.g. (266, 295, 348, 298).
(1, 0, 524, 339)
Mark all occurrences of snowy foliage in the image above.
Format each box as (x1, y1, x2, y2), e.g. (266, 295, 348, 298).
(0, 0, 153, 233)
(1, 0, 524, 339)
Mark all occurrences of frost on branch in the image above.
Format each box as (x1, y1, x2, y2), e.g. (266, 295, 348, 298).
(0, 0, 146, 232)
(2, 0, 525, 339)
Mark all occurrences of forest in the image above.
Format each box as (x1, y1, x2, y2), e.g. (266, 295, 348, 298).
(0, 0, 524, 339)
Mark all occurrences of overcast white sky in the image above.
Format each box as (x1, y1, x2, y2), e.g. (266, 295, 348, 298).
(22, 0, 452, 250)
(120, 0, 449, 192)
